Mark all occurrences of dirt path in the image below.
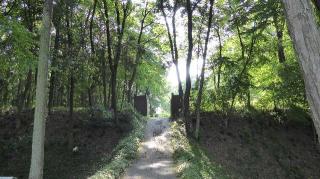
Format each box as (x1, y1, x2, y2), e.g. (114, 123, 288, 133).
(122, 118, 176, 179)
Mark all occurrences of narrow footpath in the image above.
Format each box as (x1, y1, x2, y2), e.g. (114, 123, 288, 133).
(122, 118, 176, 179)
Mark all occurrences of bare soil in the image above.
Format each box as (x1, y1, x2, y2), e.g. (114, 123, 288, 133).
(0, 110, 127, 179)
(196, 112, 320, 179)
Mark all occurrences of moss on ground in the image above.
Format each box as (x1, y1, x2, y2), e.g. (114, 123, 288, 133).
(170, 121, 231, 179)
(88, 112, 147, 179)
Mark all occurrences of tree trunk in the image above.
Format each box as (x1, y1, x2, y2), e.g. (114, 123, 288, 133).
(28, 0, 53, 178)
(172, 3, 183, 101)
(111, 69, 117, 119)
(89, 0, 97, 55)
(282, 0, 320, 144)
(216, 27, 222, 90)
(87, 87, 93, 107)
(103, 0, 130, 122)
(160, 1, 183, 103)
(195, 0, 214, 139)
(68, 75, 75, 150)
(22, 69, 33, 110)
(127, 3, 149, 103)
(48, 19, 60, 114)
(66, 2, 75, 151)
(273, 12, 286, 63)
(102, 59, 107, 109)
(184, 0, 193, 135)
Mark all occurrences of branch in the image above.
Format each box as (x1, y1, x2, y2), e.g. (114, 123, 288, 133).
(143, 21, 154, 29)
(141, 33, 161, 44)
(192, 0, 202, 12)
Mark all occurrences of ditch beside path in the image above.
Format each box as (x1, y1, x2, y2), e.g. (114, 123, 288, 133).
(122, 118, 176, 179)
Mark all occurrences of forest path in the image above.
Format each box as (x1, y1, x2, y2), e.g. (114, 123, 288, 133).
(122, 118, 176, 179)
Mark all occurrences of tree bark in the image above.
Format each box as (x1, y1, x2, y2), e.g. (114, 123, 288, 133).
(282, 0, 320, 144)
(28, 0, 53, 178)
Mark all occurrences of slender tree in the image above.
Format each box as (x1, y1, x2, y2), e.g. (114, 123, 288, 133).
(184, 0, 193, 134)
(195, 0, 214, 139)
(103, 0, 131, 122)
(28, 0, 53, 178)
(127, 2, 151, 102)
(159, 0, 184, 104)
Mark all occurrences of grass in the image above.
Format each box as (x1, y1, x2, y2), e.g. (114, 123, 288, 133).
(88, 112, 147, 179)
(170, 121, 231, 179)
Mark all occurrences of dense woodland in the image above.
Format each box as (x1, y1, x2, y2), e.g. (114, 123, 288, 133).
(1, 0, 320, 178)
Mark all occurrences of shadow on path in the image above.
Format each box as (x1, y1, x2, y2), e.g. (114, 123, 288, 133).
(122, 118, 176, 179)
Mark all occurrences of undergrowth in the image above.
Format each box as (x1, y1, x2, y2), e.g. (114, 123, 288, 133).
(88, 110, 147, 179)
(170, 121, 231, 179)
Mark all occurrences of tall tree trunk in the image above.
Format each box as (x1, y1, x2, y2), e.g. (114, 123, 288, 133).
(102, 56, 108, 109)
(89, 0, 97, 55)
(273, 12, 286, 63)
(28, 0, 53, 178)
(103, 0, 130, 122)
(110, 69, 117, 118)
(184, 0, 193, 134)
(172, 3, 183, 101)
(216, 27, 222, 89)
(66, 2, 75, 151)
(87, 87, 93, 107)
(48, 19, 60, 114)
(160, 0, 183, 103)
(68, 75, 75, 150)
(195, 0, 214, 139)
(282, 0, 320, 144)
(22, 69, 33, 110)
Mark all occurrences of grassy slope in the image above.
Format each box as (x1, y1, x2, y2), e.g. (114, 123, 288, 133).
(88, 113, 147, 179)
(170, 121, 231, 179)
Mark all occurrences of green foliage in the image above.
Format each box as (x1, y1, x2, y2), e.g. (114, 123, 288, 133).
(0, 15, 36, 73)
(171, 121, 230, 179)
(195, 0, 309, 119)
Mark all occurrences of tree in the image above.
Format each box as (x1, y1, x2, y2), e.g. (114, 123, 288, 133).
(127, 2, 152, 103)
(103, 0, 132, 122)
(184, 0, 193, 134)
(159, 0, 184, 102)
(281, 0, 320, 144)
(28, 0, 53, 178)
(195, 0, 214, 139)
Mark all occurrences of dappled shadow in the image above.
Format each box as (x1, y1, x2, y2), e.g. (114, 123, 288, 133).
(122, 118, 176, 179)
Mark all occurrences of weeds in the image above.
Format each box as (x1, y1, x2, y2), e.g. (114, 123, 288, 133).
(88, 111, 147, 179)
(170, 121, 231, 179)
